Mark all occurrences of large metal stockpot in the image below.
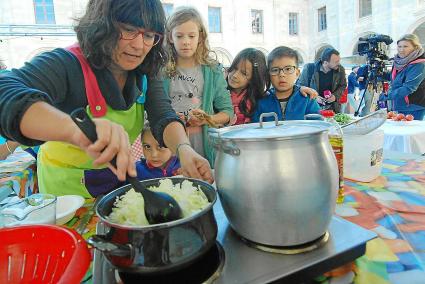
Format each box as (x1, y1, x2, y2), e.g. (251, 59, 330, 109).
(87, 177, 217, 274)
(209, 113, 338, 246)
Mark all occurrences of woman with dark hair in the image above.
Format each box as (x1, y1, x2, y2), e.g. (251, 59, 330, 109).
(0, 0, 213, 197)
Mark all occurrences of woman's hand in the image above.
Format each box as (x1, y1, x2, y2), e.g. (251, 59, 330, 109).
(300, 86, 319, 99)
(19, 102, 135, 181)
(70, 118, 136, 181)
(177, 144, 214, 184)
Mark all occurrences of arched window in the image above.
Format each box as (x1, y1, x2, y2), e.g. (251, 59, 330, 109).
(412, 22, 425, 48)
(212, 47, 233, 68)
(314, 45, 334, 61)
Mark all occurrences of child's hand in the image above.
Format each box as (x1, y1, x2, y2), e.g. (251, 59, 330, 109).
(300, 86, 318, 99)
(187, 109, 207, 127)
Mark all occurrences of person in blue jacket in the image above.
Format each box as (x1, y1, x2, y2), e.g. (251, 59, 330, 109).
(252, 46, 320, 122)
(387, 34, 425, 120)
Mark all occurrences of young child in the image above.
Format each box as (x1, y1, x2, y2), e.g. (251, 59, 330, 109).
(163, 6, 234, 165)
(227, 48, 268, 125)
(136, 123, 181, 179)
(252, 46, 320, 122)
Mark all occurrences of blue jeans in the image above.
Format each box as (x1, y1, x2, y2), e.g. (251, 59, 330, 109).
(399, 109, 425, 120)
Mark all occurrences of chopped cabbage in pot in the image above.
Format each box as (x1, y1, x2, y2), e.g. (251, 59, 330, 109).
(108, 179, 210, 226)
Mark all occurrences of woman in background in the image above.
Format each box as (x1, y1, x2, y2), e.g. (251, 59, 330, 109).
(388, 33, 425, 120)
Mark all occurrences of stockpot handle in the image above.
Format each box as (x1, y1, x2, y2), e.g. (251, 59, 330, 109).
(208, 128, 240, 156)
(87, 235, 133, 257)
(259, 112, 279, 128)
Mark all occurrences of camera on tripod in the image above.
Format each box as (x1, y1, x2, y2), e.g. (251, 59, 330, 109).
(357, 34, 393, 84)
(358, 34, 393, 61)
(355, 34, 393, 115)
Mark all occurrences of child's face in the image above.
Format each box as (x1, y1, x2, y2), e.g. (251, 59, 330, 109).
(142, 131, 173, 168)
(228, 59, 253, 93)
(170, 20, 200, 60)
(269, 56, 300, 93)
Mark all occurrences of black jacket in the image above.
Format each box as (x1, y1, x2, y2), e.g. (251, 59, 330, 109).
(0, 48, 180, 146)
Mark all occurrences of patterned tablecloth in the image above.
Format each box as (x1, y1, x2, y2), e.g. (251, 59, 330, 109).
(0, 150, 37, 200)
(67, 155, 425, 284)
(330, 155, 425, 284)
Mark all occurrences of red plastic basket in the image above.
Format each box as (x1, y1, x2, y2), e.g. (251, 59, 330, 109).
(0, 225, 91, 284)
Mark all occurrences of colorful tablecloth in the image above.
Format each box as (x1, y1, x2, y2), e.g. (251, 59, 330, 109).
(64, 199, 98, 284)
(68, 155, 425, 284)
(334, 156, 425, 284)
(0, 150, 37, 199)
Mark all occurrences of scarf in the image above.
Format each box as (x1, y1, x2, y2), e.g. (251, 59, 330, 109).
(393, 47, 424, 71)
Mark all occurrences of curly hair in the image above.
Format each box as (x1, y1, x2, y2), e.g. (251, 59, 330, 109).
(227, 48, 268, 117)
(74, 0, 167, 76)
(164, 6, 216, 77)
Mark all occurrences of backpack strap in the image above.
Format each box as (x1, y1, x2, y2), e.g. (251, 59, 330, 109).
(66, 43, 107, 117)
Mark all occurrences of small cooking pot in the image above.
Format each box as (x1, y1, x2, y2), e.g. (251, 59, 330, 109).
(87, 177, 217, 274)
(209, 113, 338, 246)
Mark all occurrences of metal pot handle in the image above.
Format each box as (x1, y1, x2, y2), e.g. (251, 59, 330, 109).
(259, 112, 279, 127)
(208, 128, 240, 156)
(87, 235, 133, 257)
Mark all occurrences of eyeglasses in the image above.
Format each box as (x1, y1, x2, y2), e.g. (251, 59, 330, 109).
(269, 66, 297, 76)
(119, 24, 163, 46)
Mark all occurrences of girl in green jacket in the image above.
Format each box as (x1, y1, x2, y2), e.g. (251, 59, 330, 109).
(162, 7, 234, 166)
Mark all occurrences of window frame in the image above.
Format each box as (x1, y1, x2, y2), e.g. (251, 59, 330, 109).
(33, 0, 56, 24)
(318, 6, 327, 32)
(289, 12, 299, 35)
(251, 9, 263, 34)
(208, 6, 222, 33)
(359, 0, 372, 18)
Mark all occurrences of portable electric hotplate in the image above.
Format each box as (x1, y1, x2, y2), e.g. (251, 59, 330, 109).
(92, 200, 376, 284)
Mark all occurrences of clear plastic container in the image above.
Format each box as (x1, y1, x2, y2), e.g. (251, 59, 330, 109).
(0, 193, 57, 227)
(320, 110, 344, 204)
(343, 129, 384, 182)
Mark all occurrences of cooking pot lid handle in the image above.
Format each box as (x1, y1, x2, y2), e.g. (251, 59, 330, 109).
(259, 112, 279, 128)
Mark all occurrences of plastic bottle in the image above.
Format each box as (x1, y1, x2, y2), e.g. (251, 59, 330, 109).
(320, 110, 344, 204)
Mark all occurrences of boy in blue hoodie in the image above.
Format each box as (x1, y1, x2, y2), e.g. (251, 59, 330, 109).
(252, 46, 320, 122)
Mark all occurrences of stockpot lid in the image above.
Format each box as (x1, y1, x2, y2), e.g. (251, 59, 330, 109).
(209, 116, 332, 141)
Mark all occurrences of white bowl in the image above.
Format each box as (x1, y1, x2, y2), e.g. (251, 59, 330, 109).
(56, 195, 85, 225)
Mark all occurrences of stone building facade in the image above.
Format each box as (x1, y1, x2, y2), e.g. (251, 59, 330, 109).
(1, 0, 425, 68)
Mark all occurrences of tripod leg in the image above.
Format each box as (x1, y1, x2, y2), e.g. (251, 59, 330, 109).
(361, 88, 374, 116)
(355, 89, 365, 116)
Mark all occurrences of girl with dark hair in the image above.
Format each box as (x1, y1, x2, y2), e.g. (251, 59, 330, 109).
(0, 0, 213, 198)
(227, 48, 268, 125)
